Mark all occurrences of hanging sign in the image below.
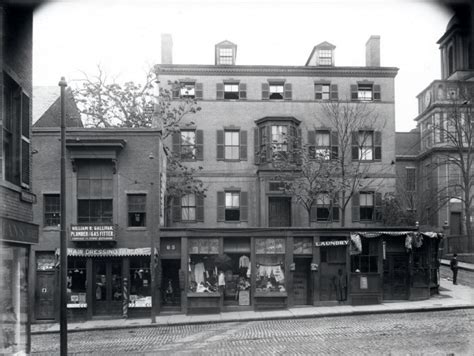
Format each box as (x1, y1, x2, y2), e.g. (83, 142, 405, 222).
(70, 225, 116, 241)
(314, 240, 348, 247)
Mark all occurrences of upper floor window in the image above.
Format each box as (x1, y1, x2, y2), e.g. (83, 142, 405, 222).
(180, 130, 196, 159)
(308, 130, 338, 160)
(359, 192, 374, 221)
(172, 129, 204, 161)
(216, 129, 247, 161)
(318, 49, 333, 66)
(172, 194, 204, 222)
(172, 81, 203, 99)
(217, 191, 248, 222)
(406, 167, 416, 192)
(224, 83, 239, 99)
(128, 194, 146, 227)
(351, 131, 382, 161)
(255, 118, 300, 164)
(180, 82, 195, 98)
(312, 193, 339, 222)
(271, 125, 288, 152)
(269, 84, 284, 100)
(225, 131, 240, 160)
(262, 82, 292, 100)
(351, 83, 381, 101)
(181, 194, 196, 221)
(352, 191, 382, 222)
(219, 48, 234, 65)
(225, 191, 240, 221)
(315, 83, 338, 101)
(216, 82, 246, 100)
(44, 194, 60, 227)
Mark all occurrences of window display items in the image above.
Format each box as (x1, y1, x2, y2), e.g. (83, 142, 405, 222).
(67, 259, 87, 308)
(129, 258, 151, 307)
(256, 263, 286, 293)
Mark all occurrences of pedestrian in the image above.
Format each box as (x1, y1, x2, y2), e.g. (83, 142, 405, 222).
(450, 253, 459, 285)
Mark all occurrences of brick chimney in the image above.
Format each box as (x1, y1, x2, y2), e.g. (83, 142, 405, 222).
(366, 35, 380, 67)
(161, 34, 173, 64)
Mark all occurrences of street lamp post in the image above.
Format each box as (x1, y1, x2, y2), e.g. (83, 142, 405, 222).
(58, 77, 68, 355)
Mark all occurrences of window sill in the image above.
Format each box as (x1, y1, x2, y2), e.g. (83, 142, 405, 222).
(126, 227, 147, 231)
(43, 226, 60, 231)
(0, 180, 23, 193)
(218, 220, 245, 223)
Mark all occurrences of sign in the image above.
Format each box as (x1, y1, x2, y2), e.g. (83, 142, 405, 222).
(238, 290, 250, 306)
(360, 276, 368, 289)
(1, 217, 39, 244)
(70, 225, 115, 241)
(314, 240, 349, 247)
(58, 247, 151, 257)
(20, 190, 37, 204)
(310, 263, 318, 271)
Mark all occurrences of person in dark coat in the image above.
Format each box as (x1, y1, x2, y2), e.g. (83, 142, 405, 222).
(450, 253, 459, 285)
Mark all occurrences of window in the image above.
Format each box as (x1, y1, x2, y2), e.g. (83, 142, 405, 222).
(128, 194, 146, 227)
(351, 239, 378, 273)
(315, 84, 330, 100)
(315, 130, 331, 159)
(67, 259, 87, 306)
(352, 131, 381, 161)
(225, 192, 240, 221)
(358, 84, 373, 101)
(314, 193, 339, 222)
(318, 49, 333, 66)
(44, 194, 60, 227)
(180, 130, 196, 160)
(271, 125, 288, 152)
(224, 84, 239, 100)
(406, 168, 416, 192)
(225, 131, 240, 160)
(269, 84, 284, 100)
(359, 192, 374, 221)
(181, 194, 196, 221)
(262, 82, 291, 100)
(219, 48, 233, 65)
(351, 83, 381, 101)
(77, 160, 113, 223)
(180, 83, 195, 98)
(3, 73, 30, 187)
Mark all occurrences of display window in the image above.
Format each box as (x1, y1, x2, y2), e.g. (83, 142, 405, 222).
(351, 239, 378, 273)
(188, 239, 219, 293)
(67, 259, 87, 308)
(255, 238, 286, 294)
(129, 257, 151, 307)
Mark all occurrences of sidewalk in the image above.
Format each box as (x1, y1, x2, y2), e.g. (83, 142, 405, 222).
(440, 258, 474, 271)
(31, 278, 474, 335)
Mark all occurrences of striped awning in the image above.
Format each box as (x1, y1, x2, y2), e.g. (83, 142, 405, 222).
(56, 247, 153, 257)
(353, 231, 442, 239)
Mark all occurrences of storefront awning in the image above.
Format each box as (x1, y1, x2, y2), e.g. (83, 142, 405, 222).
(55, 247, 155, 257)
(353, 231, 443, 239)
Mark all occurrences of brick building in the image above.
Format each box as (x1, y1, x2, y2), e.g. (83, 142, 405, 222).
(0, 2, 44, 353)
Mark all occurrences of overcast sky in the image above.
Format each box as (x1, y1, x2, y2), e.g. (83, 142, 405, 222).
(33, 0, 452, 132)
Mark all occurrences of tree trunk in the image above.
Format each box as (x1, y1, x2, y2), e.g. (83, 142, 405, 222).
(307, 209, 312, 227)
(340, 191, 346, 227)
(464, 196, 473, 252)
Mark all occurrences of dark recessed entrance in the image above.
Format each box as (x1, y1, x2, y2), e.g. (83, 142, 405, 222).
(161, 259, 181, 309)
(93, 259, 122, 316)
(268, 197, 291, 227)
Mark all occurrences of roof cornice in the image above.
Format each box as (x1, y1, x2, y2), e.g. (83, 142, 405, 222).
(156, 64, 399, 78)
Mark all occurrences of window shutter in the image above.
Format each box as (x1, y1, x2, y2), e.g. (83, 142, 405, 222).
(172, 196, 182, 222)
(195, 83, 203, 99)
(352, 192, 360, 222)
(216, 83, 224, 100)
(172, 131, 181, 156)
(217, 191, 225, 221)
(216, 130, 224, 161)
(172, 83, 180, 99)
(308, 130, 316, 159)
(310, 206, 317, 222)
(254, 127, 260, 164)
(265, 125, 272, 162)
(332, 207, 340, 222)
(374, 192, 383, 221)
(239, 83, 247, 100)
(262, 83, 270, 100)
(374, 131, 382, 160)
(196, 195, 204, 222)
(21, 93, 30, 187)
(284, 83, 292, 100)
(351, 131, 359, 160)
(351, 84, 358, 100)
(196, 130, 204, 160)
(373, 84, 381, 101)
(240, 191, 248, 221)
(295, 128, 302, 164)
(330, 131, 339, 160)
(240, 130, 248, 161)
(314, 84, 322, 100)
(330, 84, 338, 100)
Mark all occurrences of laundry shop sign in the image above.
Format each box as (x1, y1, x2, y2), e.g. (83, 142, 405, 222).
(70, 225, 115, 241)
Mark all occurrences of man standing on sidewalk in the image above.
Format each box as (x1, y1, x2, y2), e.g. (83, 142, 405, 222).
(450, 254, 459, 285)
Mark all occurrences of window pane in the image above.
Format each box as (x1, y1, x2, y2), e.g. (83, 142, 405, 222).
(316, 131, 330, 146)
(225, 193, 232, 207)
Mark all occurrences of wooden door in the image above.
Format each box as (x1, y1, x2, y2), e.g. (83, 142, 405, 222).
(293, 259, 311, 305)
(35, 272, 56, 320)
(383, 254, 409, 300)
(93, 260, 122, 316)
(268, 197, 291, 227)
(450, 212, 462, 235)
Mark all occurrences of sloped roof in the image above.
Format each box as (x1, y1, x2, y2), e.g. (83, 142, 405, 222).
(33, 86, 59, 123)
(395, 131, 420, 156)
(33, 87, 83, 128)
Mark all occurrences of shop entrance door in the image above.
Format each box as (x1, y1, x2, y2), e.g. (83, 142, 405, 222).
(383, 254, 409, 300)
(93, 260, 123, 316)
(35, 272, 56, 320)
(293, 258, 312, 305)
(161, 259, 181, 309)
(268, 197, 291, 227)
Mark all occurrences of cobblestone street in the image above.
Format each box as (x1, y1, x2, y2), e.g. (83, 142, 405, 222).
(32, 309, 474, 355)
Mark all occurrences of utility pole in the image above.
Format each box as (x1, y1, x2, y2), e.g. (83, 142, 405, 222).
(58, 77, 68, 355)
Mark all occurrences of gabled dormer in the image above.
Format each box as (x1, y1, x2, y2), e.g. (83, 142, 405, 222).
(305, 41, 336, 66)
(215, 40, 237, 65)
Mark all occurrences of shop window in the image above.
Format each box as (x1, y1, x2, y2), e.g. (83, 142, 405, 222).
(129, 257, 151, 308)
(351, 239, 378, 273)
(44, 194, 60, 227)
(188, 238, 219, 293)
(222, 238, 252, 305)
(128, 194, 146, 227)
(255, 238, 286, 294)
(67, 259, 87, 307)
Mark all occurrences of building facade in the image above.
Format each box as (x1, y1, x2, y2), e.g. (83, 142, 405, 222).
(0, 2, 43, 353)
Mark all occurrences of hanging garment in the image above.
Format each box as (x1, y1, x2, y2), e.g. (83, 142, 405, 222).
(350, 234, 362, 255)
(194, 262, 205, 285)
(218, 272, 226, 286)
(257, 265, 284, 282)
(405, 234, 413, 251)
(239, 255, 250, 268)
(247, 262, 251, 278)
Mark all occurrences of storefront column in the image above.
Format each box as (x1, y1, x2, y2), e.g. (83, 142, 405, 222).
(86, 258, 93, 320)
(250, 236, 256, 311)
(345, 234, 352, 304)
(180, 237, 188, 314)
(312, 235, 320, 305)
(286, 233, 294, 308)
(122, 257, 130, 318)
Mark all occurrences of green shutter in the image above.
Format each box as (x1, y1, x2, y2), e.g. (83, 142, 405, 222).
(195, 83, 203, 99)
(351, 84, 358, 100)
(217, 192, 225, 221)
(172, 196, 182, 222)
(240, 191, 248, 221)
(373, 84, 381, 101)
(330, 84, 338, 100)
(374, 131, 382, 160)
(352, 192, 360, 222)
(374, 192, 383, 221)
(195, 130, 204, 160)
(308, 130, 316, 159)
(216, 83, 224, 100)
(351, 131, 359, 160)
(20, 93, 30, 187)
(216, 130, 224, 160)
(262, 83, 270, 100)
(330, 131, 339, 160)
(240, 130, 248, 161)
(196, 195, 204, 222)
(239, 83, 247, 100)
(284, 83, 292, 100)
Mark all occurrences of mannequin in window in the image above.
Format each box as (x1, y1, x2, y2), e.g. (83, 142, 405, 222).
(239, 254, 250, 277)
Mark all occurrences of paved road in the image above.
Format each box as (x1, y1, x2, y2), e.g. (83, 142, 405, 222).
(32, 309, 474, 355)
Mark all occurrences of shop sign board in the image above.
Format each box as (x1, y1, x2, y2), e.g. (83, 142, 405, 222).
(314, 240, 348, 247)
(70, 224, 115, 241)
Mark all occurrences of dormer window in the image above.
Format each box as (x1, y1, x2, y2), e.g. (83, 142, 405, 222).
(317, 49, 333, 66)
(219, 48, 233, 65)
(215, 40, 237, 65)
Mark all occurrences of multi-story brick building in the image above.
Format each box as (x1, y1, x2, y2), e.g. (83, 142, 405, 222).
(0, 2, 43, 353)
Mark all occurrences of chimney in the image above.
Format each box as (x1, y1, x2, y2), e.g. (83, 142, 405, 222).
(365, 35, 380, 67)
(161, 34, 173, 64)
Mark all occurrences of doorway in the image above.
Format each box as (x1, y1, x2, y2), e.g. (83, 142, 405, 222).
(269, 197, 291, 227)
(383, 254, 409, 300)
(35, 272, 56, 320)
(161, 259, 181, 309)
(293, 258, 312, 305)
(93, 259, 122, 316)
(450, 212, 462, 236)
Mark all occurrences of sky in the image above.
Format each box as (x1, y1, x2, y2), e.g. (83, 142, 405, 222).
(33, 0, 453, 131)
